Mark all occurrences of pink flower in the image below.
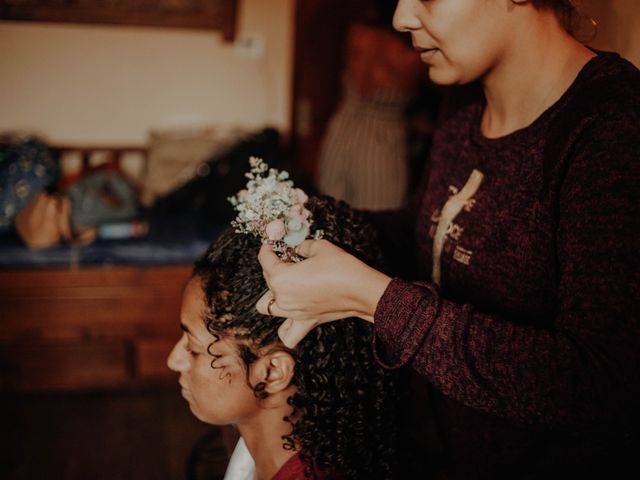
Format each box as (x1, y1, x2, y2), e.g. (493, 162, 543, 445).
(265, 219, 286, 241)
(295, 188, 308, 204)
(237, 189, 249, 201)
(288, 204, 310, 221)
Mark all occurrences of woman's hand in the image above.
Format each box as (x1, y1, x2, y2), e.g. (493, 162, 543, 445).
(256, 239, 391, 347)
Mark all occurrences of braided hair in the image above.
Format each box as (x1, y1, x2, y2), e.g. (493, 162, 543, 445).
(193, 196, 398, 479)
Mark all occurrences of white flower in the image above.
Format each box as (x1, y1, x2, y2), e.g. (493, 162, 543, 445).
(284, 219, 310, 247)
(228, 157, 323, 261)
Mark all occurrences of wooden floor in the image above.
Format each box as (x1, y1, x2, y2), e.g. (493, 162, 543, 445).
(0, 388, 230, 480)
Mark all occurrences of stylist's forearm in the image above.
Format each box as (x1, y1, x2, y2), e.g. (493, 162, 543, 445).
(352, 266, 391, 323)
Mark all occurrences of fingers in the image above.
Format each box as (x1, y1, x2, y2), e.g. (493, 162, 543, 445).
(294, 239, 320, 259)
(258, 243, 283, 274)
(277, 318, 317, 348)
(256, 290, 288, 318)
(256, 291, 275, 316)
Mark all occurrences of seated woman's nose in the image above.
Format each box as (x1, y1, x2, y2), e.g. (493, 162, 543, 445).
(167, 341, 189, 372)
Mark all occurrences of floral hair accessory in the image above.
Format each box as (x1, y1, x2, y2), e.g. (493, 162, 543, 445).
(228, 157, 323, 261)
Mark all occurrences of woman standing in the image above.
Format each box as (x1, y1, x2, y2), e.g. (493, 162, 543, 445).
(257, 1, 640, 478)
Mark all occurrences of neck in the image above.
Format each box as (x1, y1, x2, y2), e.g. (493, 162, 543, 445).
(481, 9, 595, 138)
(237, 389, 297, 480)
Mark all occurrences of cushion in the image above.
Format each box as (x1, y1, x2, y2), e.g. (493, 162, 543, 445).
(140, 126, 245, 206)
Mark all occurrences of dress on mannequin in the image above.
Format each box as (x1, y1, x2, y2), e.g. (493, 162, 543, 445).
(315, 22, 424, 210)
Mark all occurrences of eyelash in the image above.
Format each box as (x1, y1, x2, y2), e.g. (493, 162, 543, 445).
(185, 344, 200, 358)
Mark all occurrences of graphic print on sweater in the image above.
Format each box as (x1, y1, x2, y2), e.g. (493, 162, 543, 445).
(430, 169, 484, 285)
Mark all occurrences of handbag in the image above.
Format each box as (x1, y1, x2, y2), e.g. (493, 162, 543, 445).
(14, 192, 72, 248)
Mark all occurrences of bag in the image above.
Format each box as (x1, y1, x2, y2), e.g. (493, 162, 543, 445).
(0, 135, 59, 232)
(66, 170, 139, 229)
(14, 192, 72, 249)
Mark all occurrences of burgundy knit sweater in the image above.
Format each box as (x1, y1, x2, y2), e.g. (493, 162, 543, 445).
(370, 52, 640, 478)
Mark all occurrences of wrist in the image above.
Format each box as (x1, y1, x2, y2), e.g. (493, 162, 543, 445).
(351, 265, 391, 322)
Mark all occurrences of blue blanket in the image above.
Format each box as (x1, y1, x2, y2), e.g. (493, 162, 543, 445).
(0, 226, 221, 268)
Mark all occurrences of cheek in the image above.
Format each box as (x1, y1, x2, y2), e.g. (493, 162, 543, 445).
(436, 6, 492, 55)
(434, 29, 498, 84)
(189, 358, 236, 399)
(187, 359, 257, 424)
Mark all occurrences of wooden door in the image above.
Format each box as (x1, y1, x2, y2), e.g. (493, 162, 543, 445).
(290, 0, 356, 189)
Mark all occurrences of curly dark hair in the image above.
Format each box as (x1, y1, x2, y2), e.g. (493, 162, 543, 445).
(192, 196, 398, 479)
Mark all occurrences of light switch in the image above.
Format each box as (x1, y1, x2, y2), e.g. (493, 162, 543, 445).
(234, 33, 266, 60)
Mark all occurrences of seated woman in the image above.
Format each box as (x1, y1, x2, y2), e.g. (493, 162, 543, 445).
(167, 196, 399, 479)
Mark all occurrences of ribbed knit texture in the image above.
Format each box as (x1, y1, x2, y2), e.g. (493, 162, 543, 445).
(316, 80, 411, 210)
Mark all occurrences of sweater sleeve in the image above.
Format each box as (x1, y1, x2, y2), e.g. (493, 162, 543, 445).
(373, 111, 640, 428)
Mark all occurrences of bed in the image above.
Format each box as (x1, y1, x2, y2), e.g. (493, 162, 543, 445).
(0, 129, 283, 392)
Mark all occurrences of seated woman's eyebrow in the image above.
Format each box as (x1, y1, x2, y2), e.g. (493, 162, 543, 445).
(180, 323, 205, 345)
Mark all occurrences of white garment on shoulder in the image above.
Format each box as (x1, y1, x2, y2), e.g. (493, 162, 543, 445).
(223, 437, 256, 480)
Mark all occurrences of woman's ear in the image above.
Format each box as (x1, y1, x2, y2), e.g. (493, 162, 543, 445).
(251, 351, 296, 394)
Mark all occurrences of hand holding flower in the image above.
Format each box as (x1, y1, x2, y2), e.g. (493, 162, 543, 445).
(229, 158, 389, 347)
(256, 239, 391, 348)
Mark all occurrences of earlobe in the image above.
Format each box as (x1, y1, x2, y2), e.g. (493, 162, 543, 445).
(260, 351, 296, 393)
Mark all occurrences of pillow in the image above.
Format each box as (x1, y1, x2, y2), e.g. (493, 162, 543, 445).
(141, 126, 244, 206)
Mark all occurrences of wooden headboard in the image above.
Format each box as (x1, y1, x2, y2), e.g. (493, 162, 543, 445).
(51, 144, 148, 184)
(51, 144, 147, 168)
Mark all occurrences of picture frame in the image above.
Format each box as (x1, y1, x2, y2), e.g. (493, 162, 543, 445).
(0, 0, 238, 41)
